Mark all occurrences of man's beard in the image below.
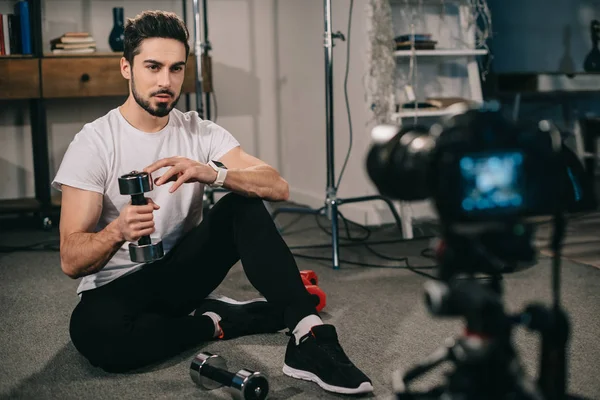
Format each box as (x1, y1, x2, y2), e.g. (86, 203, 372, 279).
(131, 73, 181, 118)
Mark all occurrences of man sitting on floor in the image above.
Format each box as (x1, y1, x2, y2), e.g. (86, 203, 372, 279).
(52, 9, 372, 395)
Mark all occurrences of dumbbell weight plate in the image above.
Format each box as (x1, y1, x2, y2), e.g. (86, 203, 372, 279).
(230, 369, 269, 400)
(129, 240, 164, 263)
(190, 352, 228, 390)
(118, 170, 153, 195)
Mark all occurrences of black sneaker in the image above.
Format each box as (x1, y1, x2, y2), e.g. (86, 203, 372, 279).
(195, 295, 285, 340)
(283, 324, 373, 394)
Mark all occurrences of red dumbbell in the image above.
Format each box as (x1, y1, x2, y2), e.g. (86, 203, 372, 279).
(300, 270, 318, 286)
(300, 270, 326, 312)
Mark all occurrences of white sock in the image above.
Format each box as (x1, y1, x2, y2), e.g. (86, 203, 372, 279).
(292, 314, 324, 345)
(202, 311, 222, 338)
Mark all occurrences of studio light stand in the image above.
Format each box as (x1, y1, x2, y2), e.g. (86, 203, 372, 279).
(189, 0, 226, 212)
(271, 0, 403, 270)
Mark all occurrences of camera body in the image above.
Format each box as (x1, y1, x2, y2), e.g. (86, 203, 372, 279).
(367, 103, 592, 229)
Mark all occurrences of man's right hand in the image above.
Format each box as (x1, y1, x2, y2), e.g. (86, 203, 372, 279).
(117, 198, 160, 242)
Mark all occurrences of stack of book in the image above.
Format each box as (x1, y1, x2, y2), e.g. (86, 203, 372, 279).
(50, 32, 96, 55)
(0, 1, 32, 55)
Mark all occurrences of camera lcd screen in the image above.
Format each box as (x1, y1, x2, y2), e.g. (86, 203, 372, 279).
(459, 152, 525, 214)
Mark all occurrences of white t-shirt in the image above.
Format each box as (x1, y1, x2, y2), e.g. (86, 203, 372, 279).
(52, 107, 240, 294)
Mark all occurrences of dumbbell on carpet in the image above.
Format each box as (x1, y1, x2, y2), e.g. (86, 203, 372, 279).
(300, 270, 318, 286)
(300, 270, 327, 312)
(118, 171, 164, 263)
(190, 352, 269, 400)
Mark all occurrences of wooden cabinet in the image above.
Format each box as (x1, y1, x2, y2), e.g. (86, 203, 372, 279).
(0, 58, 41, 99)
(42, 56, 126, 98)
(40, 54, 197, 98)
(182, 56, 197, 93)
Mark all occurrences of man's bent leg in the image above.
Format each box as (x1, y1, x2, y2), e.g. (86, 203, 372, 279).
(204, 194, 319, 330)
(150, 193, 318, 330)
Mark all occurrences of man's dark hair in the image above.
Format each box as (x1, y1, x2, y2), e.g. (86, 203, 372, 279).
(123, 10, 190, 65)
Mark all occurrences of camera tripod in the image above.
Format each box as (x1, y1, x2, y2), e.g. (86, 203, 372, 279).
(393, 216, 579, 400)
(270, 0, 403, 270)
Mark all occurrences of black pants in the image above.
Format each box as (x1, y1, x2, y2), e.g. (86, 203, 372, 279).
(69, 193, 317, 373)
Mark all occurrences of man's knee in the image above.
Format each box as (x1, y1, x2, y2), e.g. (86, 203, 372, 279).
(218, 193, 269, 215)
(221, 192, 264, 207)
(69, 302, 132, 372)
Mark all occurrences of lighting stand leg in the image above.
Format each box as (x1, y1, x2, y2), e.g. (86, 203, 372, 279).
(202, 0, 211, 120)
(192, 0, 227, 212)
(329, 197, 340, 269)
(192, 0, 204, 119)
(270, 0, 404, 270)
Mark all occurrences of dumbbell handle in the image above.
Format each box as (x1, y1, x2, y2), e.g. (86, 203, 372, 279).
(130, 193, 151, 246)
(201, 363, 236, 387)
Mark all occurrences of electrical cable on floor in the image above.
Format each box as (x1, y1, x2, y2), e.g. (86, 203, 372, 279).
(288, 235, 436, 250)
(285, 204, 441, 278)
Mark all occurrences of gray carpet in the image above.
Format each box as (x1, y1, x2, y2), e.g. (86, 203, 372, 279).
(535, 211, 600, 269)
(1, 206, 599, 400)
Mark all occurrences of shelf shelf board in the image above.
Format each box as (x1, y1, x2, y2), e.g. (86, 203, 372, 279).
(43, 51, 122, 58)
(0, 54, 35, 59)
(393, 108, 458, 118)
(394, 48, 488, 57)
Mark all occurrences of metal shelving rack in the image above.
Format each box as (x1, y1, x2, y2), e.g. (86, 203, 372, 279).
(390, 1, 489, 238)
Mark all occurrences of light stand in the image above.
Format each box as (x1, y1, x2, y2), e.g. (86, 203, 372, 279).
(271, 0, 403, 270)
(190, 0, 226, 212)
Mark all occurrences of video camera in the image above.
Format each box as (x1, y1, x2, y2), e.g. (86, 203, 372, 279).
(366, 103, 595, 400)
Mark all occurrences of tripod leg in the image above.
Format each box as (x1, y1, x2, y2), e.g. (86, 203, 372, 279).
(330, 199, 340, 270)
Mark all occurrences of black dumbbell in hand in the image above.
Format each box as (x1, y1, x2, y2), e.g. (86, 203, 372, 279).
(190, 352, 269, 400)
(118, 170, 164, 262)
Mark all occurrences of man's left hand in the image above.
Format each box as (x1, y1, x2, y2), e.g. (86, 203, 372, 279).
(143, 157, 217, 193)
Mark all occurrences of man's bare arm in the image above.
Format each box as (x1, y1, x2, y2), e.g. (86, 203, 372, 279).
(218, 147, 289, 201)
(59, 185, 159, 279)
(222, 165, 289, 201)
(59, 185, 125, 279)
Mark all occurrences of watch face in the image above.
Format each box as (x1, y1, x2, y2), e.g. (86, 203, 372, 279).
(212, 160, 227, 169)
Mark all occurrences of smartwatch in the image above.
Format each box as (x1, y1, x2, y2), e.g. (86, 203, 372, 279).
(208, 160, 228, 188)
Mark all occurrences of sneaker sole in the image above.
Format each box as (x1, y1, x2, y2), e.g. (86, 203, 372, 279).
(205, 294, 267, 305)
(282, 364, 374, 394)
